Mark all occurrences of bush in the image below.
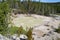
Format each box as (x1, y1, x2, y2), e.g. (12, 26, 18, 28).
(55, 26, 60, 33)
(26, 28, 33, 40)
(8, 26, 19, 35)
(57, 38, 60, 40)
(8, 26, 33, 40)
(17, 26, 26, 36)
(0, 2, 10, 35)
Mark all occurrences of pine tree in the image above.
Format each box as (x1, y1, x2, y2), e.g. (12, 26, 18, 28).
(26, 28, 33, 40)
(0, 1, 10, 35)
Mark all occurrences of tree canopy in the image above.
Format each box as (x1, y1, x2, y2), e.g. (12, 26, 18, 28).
(0, 1, 10, 35)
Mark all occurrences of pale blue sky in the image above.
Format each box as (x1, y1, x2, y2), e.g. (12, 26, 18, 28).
(36, 0, 60, 2)
(21, 0, 60, 3)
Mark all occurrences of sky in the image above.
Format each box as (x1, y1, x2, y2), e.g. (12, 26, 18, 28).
(36, 0, 60, 3)
(21, 0, 60, 3)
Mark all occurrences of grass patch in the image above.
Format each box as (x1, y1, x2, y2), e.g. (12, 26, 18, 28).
(8, 26, 19, 35)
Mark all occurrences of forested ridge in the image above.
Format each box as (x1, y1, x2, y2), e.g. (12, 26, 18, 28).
(0, 0, 60, 15)
(7, 0, 60, 15)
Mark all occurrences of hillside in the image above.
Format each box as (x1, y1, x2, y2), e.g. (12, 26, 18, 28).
(18, 1, 60, 16)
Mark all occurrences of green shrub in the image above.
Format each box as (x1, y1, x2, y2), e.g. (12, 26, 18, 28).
(17, 26, 26, 36)
(55, 26, 60, 33)
(57, 38, 60, 40)
(8, 26, 33, 40)
(0, 2, 10, 35)
(26, 28, 33, 40)
(8, 26, 19, 35)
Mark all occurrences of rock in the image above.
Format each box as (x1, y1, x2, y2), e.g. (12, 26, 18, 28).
(55, 16, 60, 20)
(19, 34, 28, 40)
(0, 34, 4, 40)
(0, 34, 10, 40)
(11, 34, 18, 40)
(16, 37, 20, 40)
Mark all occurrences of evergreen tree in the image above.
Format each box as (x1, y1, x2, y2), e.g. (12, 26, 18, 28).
(0, 1, 10, 35)
(26, 28, 33, 40)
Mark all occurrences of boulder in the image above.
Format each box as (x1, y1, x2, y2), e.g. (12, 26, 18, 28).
(19, 34, 28, 40)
